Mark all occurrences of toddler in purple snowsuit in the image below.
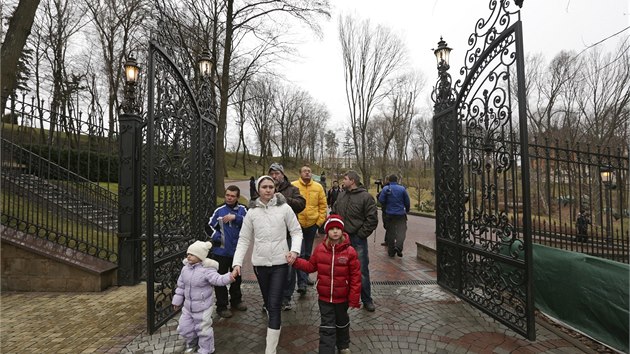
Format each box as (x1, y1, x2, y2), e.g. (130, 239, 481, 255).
(172, 241, 236, 354)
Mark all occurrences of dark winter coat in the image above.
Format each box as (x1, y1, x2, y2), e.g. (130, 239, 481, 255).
(276, 177, 306, 215)
(331, 185, 378, 239)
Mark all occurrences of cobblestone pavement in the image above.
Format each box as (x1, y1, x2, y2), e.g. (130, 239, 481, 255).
(120, 283, 581, 354)
(0, 215, 586, 353)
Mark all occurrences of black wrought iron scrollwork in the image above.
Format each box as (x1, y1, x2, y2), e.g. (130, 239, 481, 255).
(145, 41, 217, 334)
(433, 0, 533, 340)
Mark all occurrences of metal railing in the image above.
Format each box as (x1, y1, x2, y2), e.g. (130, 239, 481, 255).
(1, 94, 119, 262)
(528, 138, 629, 263)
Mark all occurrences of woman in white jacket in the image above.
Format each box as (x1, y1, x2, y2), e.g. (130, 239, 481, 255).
(233, 175, 302, 354)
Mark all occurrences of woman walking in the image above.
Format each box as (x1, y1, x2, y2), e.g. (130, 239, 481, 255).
(232, 175, 303, 354)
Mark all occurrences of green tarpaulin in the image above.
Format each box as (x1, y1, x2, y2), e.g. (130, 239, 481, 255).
(533, 244, 629, 353)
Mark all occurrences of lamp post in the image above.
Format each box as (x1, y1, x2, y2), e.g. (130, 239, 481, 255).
(121, 56, 140, 114)
(599, 165, 614, 245)
(432, 37, 454, 113)
(118, 55, 142, 285)
(197, 50, 213, 78)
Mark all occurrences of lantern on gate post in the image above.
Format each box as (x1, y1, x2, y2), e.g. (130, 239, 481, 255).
(599, 165, 615, 244)
(432, 37, 454, 113)
(121, 56, 141, 114)
(198, 50, 213, 78)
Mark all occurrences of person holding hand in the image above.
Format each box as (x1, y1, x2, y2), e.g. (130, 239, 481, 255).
(172, 241, 236, 354)
(232, 175, 303, 354)
(292, 214, 361, 354)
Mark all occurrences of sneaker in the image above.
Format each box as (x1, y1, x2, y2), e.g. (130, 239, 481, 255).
(306, 278, 315, 286)
(282, 300, 292, 311)
(297, 286, 307, 295)
(395, 247, 403, 257)
(363, 302, 376, 312)
(217, 308, 233, 318)
(232, 302, 248, 311)
(338, 348, 351, 354)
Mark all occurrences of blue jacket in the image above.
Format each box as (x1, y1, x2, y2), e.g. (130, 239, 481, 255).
(378, 182, 410, 216)
(208, 203, 247, 257)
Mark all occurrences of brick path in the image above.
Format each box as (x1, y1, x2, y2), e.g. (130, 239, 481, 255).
(0, 214, 587, 353)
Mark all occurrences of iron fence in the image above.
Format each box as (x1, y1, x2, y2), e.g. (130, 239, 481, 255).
(1, 93, 119, 262)
(527, 137, 629, 263)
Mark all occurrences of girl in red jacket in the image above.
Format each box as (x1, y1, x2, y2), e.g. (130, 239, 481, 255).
(292, 214, 361, 354)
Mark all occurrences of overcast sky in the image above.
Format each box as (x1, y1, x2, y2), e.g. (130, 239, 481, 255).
(277, 0, 629, 131)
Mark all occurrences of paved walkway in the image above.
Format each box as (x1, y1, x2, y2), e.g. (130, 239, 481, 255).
(1, 215, 587, 353)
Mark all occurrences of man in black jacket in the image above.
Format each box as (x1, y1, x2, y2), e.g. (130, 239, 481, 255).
(326, 180, 341, 207)
(268, 162, 306, 310)
(331, 170, 378, 312)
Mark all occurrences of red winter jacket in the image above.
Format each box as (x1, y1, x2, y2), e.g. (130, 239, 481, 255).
(293, 233, 361, 308)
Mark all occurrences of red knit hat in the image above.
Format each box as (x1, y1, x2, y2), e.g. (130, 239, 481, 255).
(324, 214, 345, 234)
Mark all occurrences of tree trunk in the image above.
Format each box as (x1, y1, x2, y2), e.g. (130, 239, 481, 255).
(215, 0, 234, 198)
(1, 0, 41, 111)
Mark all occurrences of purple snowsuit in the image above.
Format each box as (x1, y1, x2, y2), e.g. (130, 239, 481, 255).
(172, 258, 233, 354)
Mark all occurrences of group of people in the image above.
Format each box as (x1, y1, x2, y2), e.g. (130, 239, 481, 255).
(173, 163, 411, 354)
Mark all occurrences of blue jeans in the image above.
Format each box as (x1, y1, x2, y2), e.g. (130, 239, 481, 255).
(297, 225, 318, 288)
(349, 234, 372, 305)
(254, 264, 287, 330)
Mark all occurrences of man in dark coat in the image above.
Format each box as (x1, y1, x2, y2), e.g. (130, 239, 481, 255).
(331, 170, 378, 312)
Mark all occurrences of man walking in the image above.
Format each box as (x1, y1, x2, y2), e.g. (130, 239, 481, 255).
(292, 164, 327, 295)
(331, 170, 378, 312)
(208, 185, 249, 318)
(326, 180, 342, 208)
(378, 174, 410, 257)
(268, 162, 306, 310)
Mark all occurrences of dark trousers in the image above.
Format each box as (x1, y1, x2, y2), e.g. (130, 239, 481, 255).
(283, 235, 297, 302)
(385, 214, 407, 254)
(254, 264, 287, 330)
(297, 224, 318, 288)
(213, 254, 242, 310)
(318, 300, 350, 354)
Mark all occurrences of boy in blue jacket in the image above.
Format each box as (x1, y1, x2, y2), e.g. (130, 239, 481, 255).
(208, 185, 248, 318)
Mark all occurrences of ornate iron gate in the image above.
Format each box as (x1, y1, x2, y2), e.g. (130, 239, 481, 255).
(144, 41, 217, 333)
(432, 1, 535, 339)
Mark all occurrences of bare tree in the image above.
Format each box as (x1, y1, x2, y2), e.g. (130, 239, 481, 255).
(575, 40, 630, 148)
(152, 0, 330, 197)
(38, 0, 88, 145)
(230, 75, 254, 175)
(245, 77, 277, 170)
(1, 0, 41, 112)
(273, 85, 304, 159)
(338, 14, 405, 184)
(323, 129, 338, 170)
(83, 0, 147, 137)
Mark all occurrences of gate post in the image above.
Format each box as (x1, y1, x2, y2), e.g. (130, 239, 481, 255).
(432, 38, 464, 292)
(117, 57, 142, 286)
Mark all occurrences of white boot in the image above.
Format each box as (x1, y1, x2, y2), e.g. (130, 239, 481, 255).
(265, 327, 281, 354)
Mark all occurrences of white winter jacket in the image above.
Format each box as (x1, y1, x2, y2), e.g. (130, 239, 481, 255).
(233, 193, 303, 267)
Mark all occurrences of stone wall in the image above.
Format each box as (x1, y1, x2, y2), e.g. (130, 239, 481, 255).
(1, 226, 117, 292)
